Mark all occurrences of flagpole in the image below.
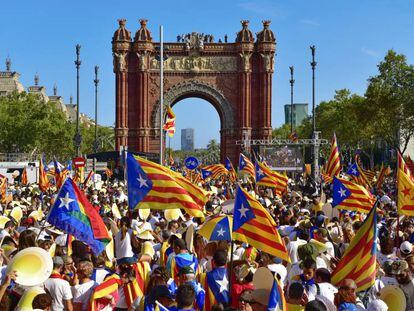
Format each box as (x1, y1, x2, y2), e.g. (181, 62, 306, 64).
(228, 239, 235, 305)
(159, 25, 164, 165)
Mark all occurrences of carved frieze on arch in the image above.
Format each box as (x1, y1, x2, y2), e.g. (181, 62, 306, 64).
(151, 80, 235, 137)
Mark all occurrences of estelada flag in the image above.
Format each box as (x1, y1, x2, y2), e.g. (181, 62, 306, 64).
(126, 153, 204, 217)
(397, 152, 414, 216)
(331, 205, 378, 292)
(332, 177, 375, 214)
(232, 186, 290, 262)
(201, 164, 228, 180)
(239, 153, 255, 181)
(47, 178, 111, 255)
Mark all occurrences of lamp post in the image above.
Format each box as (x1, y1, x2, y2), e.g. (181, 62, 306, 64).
(289, 66, 295, 133)
(310, 45, 317, 133)
(74, 44, 82, 156)
(310, 45, 319, 182)
(93, 66, 99, 175)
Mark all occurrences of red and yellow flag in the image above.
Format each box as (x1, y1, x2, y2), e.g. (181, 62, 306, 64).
(255, 161, 288, 196)
(239, 153, 255, 181)
(324, 133, 341, 179)
(331, 206, 377, 292)
(163, 105, 176, 137)
(397, 153, 414, 216)
(21, 167, 28, 185)
(232, 186, 290, 262)
(39, 157, 49, 192)
(127, 154, 205, 217)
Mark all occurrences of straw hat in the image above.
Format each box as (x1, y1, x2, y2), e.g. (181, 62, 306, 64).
(10, 206, 23, 223)
(7, 247, 53, 286)
(45, 227, 64, 236)
(252, 267, 274, 306)
(16, 286, 45, 311)
(380, 285, 406, 311)
(164, 209, 183, 222)
(137, 230, 154, 241)
(138, 209, 150, 221)
(0, 216, 10, 229)
(141, 241, 155, 259)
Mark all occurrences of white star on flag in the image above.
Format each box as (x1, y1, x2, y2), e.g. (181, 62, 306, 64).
(351, 168, 357, 175)
(137, 174, 149, 188)
(241, 160, 245, 166)
(238, 204, 249, 218)
(217, 228, 226, 237)
(257, 168, 264, 177)
(216, 274, 229, 293)
(338, 188, 347, 197)
(59, 192, 75, 210)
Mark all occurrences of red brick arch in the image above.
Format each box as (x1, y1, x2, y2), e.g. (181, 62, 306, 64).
(112, 19, 275, 163)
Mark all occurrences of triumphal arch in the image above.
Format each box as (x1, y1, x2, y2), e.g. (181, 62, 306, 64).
(112, 19, 276, 163)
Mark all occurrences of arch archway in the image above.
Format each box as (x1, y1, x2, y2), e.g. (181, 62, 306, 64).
(112, 19, 276, 163)
(152, 81, 232, 160)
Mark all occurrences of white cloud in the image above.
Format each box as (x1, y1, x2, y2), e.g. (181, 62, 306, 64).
(361, 47, 379, 57)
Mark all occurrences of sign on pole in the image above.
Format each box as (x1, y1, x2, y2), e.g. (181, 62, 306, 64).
(184, 156, 199, 170)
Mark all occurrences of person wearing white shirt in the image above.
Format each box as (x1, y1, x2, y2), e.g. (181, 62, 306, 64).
(71, 261, 98, 311)
(44, 257, 73, 311)
(315, 268, 337, 303)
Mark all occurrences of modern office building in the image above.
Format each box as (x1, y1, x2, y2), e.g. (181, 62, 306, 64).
(181, 128, 194, 151)
(284, 103, 309, 127)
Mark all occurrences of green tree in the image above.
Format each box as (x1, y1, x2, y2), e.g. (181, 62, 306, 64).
(0, 92, 74, 158)
(0, 92, 115, 160)
(364, 50, 414, 153)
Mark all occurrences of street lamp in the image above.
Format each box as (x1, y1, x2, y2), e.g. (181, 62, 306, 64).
(310, 45, 317, 133)
(289, 66, 295, 133)
(73, 44, 82, 156)
(93, 65, 100, 175)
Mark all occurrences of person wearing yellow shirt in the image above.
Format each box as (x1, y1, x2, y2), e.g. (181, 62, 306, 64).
(311, 197, 323, 213)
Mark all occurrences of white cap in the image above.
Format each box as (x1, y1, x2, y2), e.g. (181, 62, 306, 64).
(400, 241, 412, 255)
(367, 299, 388, 311)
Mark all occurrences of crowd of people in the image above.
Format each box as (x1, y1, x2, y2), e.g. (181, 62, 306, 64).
(0, 169, 412, 311)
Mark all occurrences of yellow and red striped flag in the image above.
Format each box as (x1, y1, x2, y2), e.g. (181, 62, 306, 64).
(169, 169, 209, 209)
(239, 153, 255, 181)
(346, 162, 371, 189)
(232, 186, 290, 262)
(126, 154, 204, 217)
(376, 164, 390, 190)
(39, 157, 49, 192)
(397, 153, 414, 216)
(21, 167, 28, 185)
(255, 161, 288, 196)
(225, 157, 237, 182)
(201, 164, 228, 180)
(405, 155, 414, 176)
(332, 177, 375, 214)
(324, 133, 341, 179)
(163, 105, 176, 137)
(89, 274, 121, 311)
(331, 205, 378, 292)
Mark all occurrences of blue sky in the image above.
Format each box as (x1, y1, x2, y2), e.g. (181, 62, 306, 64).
(1, 0, 414, 149)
